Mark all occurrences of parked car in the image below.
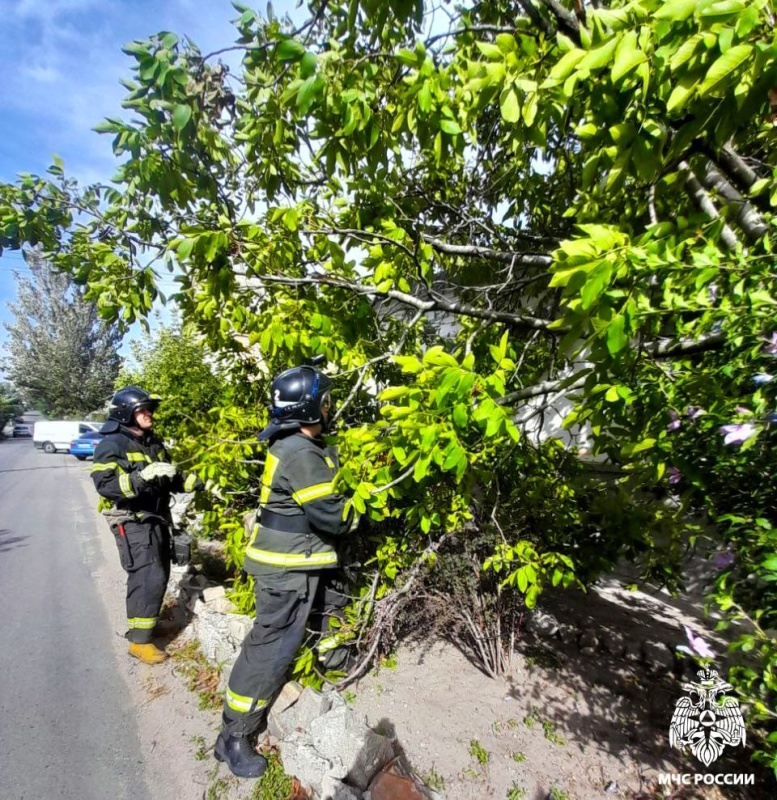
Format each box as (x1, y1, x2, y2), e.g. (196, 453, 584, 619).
(34, 420, 100, 453)
(69, 430, 103, 460)
(12, 424, 33, 438)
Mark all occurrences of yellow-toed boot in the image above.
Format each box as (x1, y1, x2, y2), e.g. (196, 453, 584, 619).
(128, 642, 168, 664)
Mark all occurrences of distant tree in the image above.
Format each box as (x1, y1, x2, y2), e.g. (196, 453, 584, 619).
(0, 381, 23, 430)
(3, 251, 122, 416)
(119, 319, 225, 445)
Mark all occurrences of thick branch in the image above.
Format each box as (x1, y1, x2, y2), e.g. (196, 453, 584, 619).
(254, 273, 557, 331)
(701, 164, 768, 243)
(422, 235, 553, 268)
(679, 161, 739, 251)
(538, 0, 580, 35)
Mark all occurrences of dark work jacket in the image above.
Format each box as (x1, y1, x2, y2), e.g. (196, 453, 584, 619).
(244, 431, 352, 573)
(91, 425, 185, 522)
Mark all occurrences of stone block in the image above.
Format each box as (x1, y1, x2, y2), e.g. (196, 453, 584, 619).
(309, 706, 395, 790)
(601, 631, 626, 657)
(321, 774, 363, 800)
(273, 681, 304, 714)
(642, 641, 674, 674)
(268, 704, 300, 740)
(208, 596, 237, 615)
(280, 731, 337, 797)
(557, 624, 578, 645)
(227, 615, 254, 645)
(578, 629, 598, 650)
(529, 610, 560, 637)
(203, 585, 227, 603)
(295, 687, 333, 730)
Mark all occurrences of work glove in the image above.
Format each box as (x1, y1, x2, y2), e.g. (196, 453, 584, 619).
(138, 461, 179, 485)
(183, 473, 205, 493)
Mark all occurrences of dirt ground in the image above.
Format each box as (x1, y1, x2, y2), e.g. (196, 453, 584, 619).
(82, 465, 773, 800)
(349, 633, 771, 800)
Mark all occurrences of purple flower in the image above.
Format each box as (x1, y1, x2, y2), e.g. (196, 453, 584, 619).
(735, 406, 752, 415)
(708, 283, 718, 303)
(712, 551, 735, 570)
(667, 409, 681, 432)
(686, 406, 704, 420)
(676, 626, 716, 660)
(719, 423, 758, 445)
(667, 467, 682, 485)
(764, 332, 777, 356)
(753, 373, 774, 385)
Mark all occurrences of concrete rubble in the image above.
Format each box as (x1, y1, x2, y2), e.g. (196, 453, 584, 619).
(165, 566, 439, 799)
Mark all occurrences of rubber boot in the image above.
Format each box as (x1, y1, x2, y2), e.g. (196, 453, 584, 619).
(128, 642, 168, 664)
(214, 730, 267, 778)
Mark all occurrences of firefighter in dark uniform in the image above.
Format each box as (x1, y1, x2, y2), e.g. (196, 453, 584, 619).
(214, 362, 357, 779)
(92, 386, 204, 665)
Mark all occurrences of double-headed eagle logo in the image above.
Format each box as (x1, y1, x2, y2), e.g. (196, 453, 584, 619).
(669, 669, 746, 767)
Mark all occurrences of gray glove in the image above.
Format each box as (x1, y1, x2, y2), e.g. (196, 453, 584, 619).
(138, 462, 179, 484)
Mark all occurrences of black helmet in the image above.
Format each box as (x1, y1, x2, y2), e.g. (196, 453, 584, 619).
(107, 386, 161, 425)
(270, 365, 332, 425)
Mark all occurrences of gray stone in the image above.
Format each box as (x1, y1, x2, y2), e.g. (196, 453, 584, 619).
(623, 639, 642, 663)
(580, 646, 597, 656)
(273, 681, 304, 714)
(203, 585, 227, 603)
(208, 596, 237, 615)
(579, 629, 598, 650)
(295, 687, 333, 729)
(268, 703, 300, 740)
(279, 731, 336, 796)
(227, 615, 254, 645)
(530, 611, 560, 637)
(601, 631, 626, 657)
(321, 774, 362, 800)
(642, 641, 675, 674)
(309, 706, 395, 790)
(557, 623, 578, 645)
(192, 610, 239, 665)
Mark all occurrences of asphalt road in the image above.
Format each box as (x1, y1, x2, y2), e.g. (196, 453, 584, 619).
(0, 438, 153, 800)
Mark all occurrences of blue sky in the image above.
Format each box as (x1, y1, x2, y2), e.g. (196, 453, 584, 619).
(0, 0, 300, 360)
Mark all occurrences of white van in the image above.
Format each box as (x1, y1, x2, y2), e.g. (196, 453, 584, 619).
(33, 420, 101, 454)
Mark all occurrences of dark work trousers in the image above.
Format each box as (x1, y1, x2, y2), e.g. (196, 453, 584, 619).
(222, 568, 349, 737)
(111, 519, 171, 644)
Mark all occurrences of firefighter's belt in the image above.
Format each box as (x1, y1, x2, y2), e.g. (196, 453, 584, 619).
(259, 508, 310, 533)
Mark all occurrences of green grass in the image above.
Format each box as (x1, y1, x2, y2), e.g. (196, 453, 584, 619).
(511, 751, 527, 763)
(548, 788, 570, 800)
(422, 766, 445, 791)
(542, 718, 566, 746)
(507, 785, 528, 800)
(190, 734, 208, 761)
(248, 748, 293, 800)
(169, 639, 222, 710)
(469, 739, 490, 765)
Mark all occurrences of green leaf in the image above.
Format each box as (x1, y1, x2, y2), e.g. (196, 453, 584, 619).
(606, 314, 628, 355)
(300, 51, 317, 78)
(439, 119, 462, 135)
(500, 86, 520, 123)
(612, 33, 647, 83)
(453, 404, 468, 428)
(172, 104, 192, 131)
(276, 38, 306, 62)
(654, 0, 698, 22)
(576, 37, 618, 72)
(698, 45, 752, 97)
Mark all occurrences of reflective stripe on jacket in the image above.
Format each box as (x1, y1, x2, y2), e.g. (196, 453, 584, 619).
(244, 431, 351, 573)
(91, 427, 185, 518)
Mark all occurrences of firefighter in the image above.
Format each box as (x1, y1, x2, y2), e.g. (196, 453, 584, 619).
(92, 386, 204, 665)
(214, 362, 357, 779)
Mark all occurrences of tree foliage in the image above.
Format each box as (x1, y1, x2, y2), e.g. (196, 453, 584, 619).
(2, 252, 122, 417)
(0, 381, 23, 430)
(1, 0, 777, 770)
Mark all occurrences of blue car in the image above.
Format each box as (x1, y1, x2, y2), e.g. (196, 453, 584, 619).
(69, 430, 102, 460)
